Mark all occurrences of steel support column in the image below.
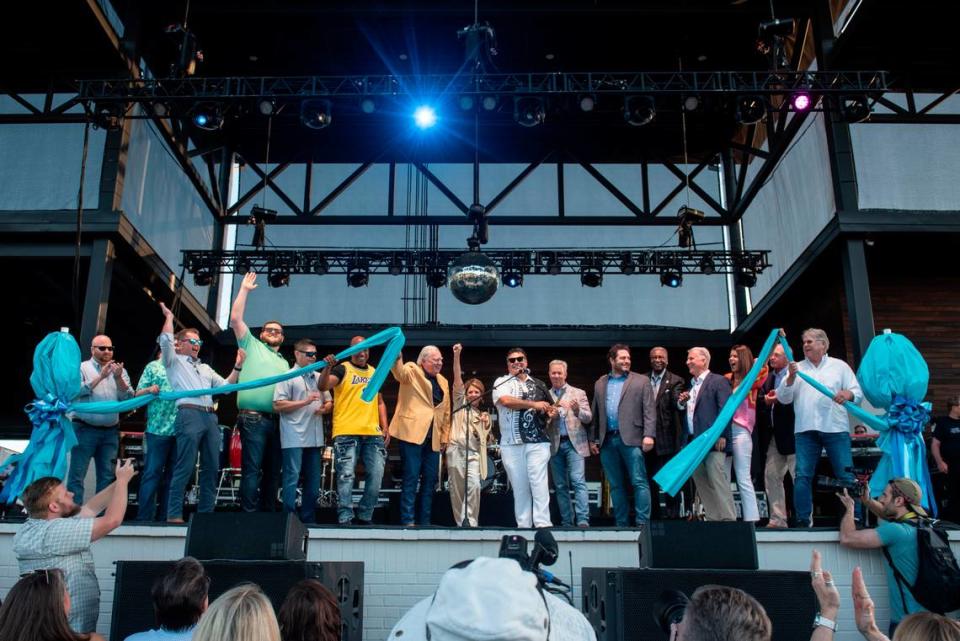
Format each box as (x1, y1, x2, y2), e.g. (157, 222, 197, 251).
(840, 238, 875, 367)
(79, 239, 115, 349)
(97, 117, 133, 212)
(721, 149, 749, 323)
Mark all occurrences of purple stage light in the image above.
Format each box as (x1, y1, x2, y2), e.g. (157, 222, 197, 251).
(791, 92, 812, 111)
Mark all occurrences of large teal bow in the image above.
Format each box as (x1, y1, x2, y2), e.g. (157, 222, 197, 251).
(1, 327, 406, 504)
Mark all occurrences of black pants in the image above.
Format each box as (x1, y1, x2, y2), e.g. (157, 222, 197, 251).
(645, 451, 686, 519)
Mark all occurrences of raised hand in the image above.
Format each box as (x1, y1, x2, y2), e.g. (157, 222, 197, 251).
(452, 343, 462, 355)
(159, 301, 174, 318)
(240, 272, 258, 291)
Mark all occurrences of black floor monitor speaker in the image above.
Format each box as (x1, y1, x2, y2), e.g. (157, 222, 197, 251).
(112, 560, 363, 641)
(185, 512, 308, 560)
(582, 568, 815, 641)
(639, 520, 758, 570)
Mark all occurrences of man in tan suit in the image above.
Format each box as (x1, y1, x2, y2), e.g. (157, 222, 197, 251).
(547, 360, 593, 527)
(389, 345, 451, 526)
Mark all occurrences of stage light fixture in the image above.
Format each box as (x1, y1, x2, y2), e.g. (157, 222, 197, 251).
(660, 269, 683, 288)
(310, 257, 329, 275)
(257, 98, 278, 116)
(545, 253, 562, 275)
(414, 105, 438, 129)
(193, 268, 214, 287)
(300, 99, 332, 129)
(683, 94, 701, 112)
(388, 254, 404, 276)
(736, 268, 758, 288)
(190, 103, 223, 131)
(624, 95, 656, 127)
(619, 253, 636, 275)
(839, 94, 871, 123)
(347, 262, 369, 287)
(481, 95, 499, 111)
(501, 269, 523, 288)
(268, 270, 290, 288)
(698, 255, 716, 275)
(234, 256, 252, 274)
(579, 94, 597, 112)
(736, 95, 766, 124)
(458, 95, 475, 111)
(790, 91, 812, 112)
(425, 268, 447, 288)
(580, 260, 603, 287)
(514, 97, 546, 127)
(677, 206, 705, 249)
(360, 97, 377, 114)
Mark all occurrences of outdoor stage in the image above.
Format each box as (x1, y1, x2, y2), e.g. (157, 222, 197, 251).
(1, 522, 957, 641)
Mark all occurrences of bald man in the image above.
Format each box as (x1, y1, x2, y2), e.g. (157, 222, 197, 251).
(67, 334, 133, 504)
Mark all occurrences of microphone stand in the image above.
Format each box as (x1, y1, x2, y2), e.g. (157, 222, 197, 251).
(450, 369, 525, 528)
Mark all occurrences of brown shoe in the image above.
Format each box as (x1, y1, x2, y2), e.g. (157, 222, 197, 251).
(167, 518, 186, 524)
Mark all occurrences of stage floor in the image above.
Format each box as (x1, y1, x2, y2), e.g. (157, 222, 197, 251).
(0, 522, 957, 641)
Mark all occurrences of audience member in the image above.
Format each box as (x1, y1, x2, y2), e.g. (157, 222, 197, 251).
(932, 395, 960, 523)
(387, 556, 596, 640)
(278, 579, 341, 641)
(671, 584, 771, 641)
(0, 568, 105, 641)
(14, 460, 136, 633)
(193, 584, 280, 641)
(124, 557, 209, 641)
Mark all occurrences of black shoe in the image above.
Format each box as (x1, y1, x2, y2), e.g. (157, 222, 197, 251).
(352, 518, 373, 526)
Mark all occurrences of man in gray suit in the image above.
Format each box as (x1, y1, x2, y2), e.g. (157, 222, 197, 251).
(590, 344, 657, 527)
(677, 346, 736, 521)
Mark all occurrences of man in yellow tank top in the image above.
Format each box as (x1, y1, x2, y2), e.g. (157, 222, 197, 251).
(319, 336, 389, 525)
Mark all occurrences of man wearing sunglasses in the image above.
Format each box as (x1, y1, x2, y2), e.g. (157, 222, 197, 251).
(273, 338, 332, 523)
(66, 334, 133, 504)
(159, 302, 245, 523)
(230, 272, 292, 513)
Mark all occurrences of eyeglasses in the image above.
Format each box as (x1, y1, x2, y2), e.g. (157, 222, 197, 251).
(507, 356, 526, 363)
(180, 338, 203, 346)
(94, 346, 115, 352)
(297, 350, 318, 358)
(262, 327, 283, 335)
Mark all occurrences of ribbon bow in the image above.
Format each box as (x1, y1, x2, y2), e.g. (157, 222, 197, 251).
(25, 394, 71, 427)
(884, 395, 931, 436)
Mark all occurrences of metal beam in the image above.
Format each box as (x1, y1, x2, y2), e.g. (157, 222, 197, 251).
(244, 160, 302, 215)
(659, 158, 728, 219)
(228, 161, 291, 215)
(485, 156, 548, 214)
(413, 163, 469, 214)
(79, 238, 115, 350)
(577, 162, 644, 217)
(840, 238, 875, 368)
(218, 214, 729, 226)
(309, 162, 374, 216)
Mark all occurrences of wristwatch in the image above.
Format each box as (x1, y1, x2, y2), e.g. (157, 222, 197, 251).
(813, 614, 837, 632)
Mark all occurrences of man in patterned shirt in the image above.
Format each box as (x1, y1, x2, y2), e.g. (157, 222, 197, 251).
(134, 347, 178, 521)
(14, 459, 136, 634)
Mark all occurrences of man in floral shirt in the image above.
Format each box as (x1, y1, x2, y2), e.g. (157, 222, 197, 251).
(135, 350, 179, 521)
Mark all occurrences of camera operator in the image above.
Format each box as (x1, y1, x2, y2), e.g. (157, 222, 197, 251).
(837, 479, 930, 636)
(656, 584, 771, 641)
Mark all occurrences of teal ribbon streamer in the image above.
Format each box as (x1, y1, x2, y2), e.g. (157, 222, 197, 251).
(1, 327, 405, 504)
(654, 328, 780, 497)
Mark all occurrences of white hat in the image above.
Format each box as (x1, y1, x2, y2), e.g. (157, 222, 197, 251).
(387, 557, 554, 641)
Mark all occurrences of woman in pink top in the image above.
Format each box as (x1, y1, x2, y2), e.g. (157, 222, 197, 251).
(725, 345, 765, 522)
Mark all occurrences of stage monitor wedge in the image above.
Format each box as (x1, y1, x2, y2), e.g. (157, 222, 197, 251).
(639, 520, 758, 570)
(185, 512, 308, 560)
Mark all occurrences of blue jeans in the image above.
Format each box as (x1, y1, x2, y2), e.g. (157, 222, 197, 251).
(282, 446, 322, 523)
(167, 409, 221, 520)
(237, 413, 282, 512)
(795, 430, 861, 525)
(599, 432, 651, 526)
(136, 433, 177, 521)
(399, 438, 440, 525)
(550, 439, 589, 526)
(67, 424, 119, 504)
(334, 435, 386, 524)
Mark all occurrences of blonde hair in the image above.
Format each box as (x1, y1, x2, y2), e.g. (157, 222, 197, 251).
(893, 612, 960, 641)
(193, 584, 280, 641)
(688, 346, 711, 368)
(802, 328, 830, 351)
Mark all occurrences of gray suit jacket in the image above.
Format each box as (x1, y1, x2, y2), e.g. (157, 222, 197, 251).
(590, 371, 657, 448)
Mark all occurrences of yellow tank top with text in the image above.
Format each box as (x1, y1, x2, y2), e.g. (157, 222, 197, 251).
(332, 362, 382, 438)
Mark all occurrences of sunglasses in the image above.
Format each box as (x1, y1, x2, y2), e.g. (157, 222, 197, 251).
(297, 350, 318, 358)
(507, 356, 526, 363)
(94, 346, 115, 352)
(262, 327, 283, 335)
(20, 568, 61, 584)
(180, 338, 203, 346)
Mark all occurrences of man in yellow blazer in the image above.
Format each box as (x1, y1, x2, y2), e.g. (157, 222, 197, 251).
(389, 345, 451, 526)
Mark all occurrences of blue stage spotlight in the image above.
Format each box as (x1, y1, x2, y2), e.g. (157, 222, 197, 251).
(413, 105, 438, 129)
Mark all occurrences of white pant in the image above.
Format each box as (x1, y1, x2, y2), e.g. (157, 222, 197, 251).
(500, 442, 552, 528)
(726, 425, 759, 522)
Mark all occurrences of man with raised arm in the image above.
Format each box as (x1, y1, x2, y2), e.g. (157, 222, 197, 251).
(14, 459, 137, 633)
(158, 301, 245, 523)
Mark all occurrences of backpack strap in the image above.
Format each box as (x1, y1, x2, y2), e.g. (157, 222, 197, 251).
(879, 518, 923, 614)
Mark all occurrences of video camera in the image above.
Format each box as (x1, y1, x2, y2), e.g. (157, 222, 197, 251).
(498, 529, 570, 601)
(815, 466, 871, 495)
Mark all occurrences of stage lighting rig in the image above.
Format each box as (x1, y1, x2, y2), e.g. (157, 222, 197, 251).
(624, 95, 656, 127)
(790, 91, 813, 112)
(301, 99, 332, 129)
(164, 24, 203, 77)
(347, 260, 370, 287)
(249, 206, 278, 250)
(619, 252, 637, 275)
(580, 258, 603, 287)
(458, 21, 498, 73)
(756, 17, 794, 70)
(190, 103, 223, 131)
(193, 267, 214, 287)
(310, 256, 329, 275)
(736, 95, 766, 124)
(268, 270, 290, 288)
(515, 97, 546, 127)
(414, 105, 438, 129)
(676, 206, 705, 249)
(839, 95, 871, 123)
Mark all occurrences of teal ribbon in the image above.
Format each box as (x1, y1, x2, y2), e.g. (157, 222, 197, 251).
(1, 327, 405, 504)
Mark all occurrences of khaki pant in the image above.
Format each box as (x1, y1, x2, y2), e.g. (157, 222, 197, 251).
(446, 443, 483, 527)
(764, 439, 796, 527)
(692, 451, 736, 521)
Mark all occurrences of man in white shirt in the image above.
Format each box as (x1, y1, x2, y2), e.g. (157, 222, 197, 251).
(776, 328, 863, 527)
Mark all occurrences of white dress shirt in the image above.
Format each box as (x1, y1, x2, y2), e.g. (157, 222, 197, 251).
(776, 355, 862, 434)
(683, 370, 709, 435)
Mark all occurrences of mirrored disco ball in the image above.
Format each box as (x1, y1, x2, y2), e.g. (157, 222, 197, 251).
(448, 251, 499, 305)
